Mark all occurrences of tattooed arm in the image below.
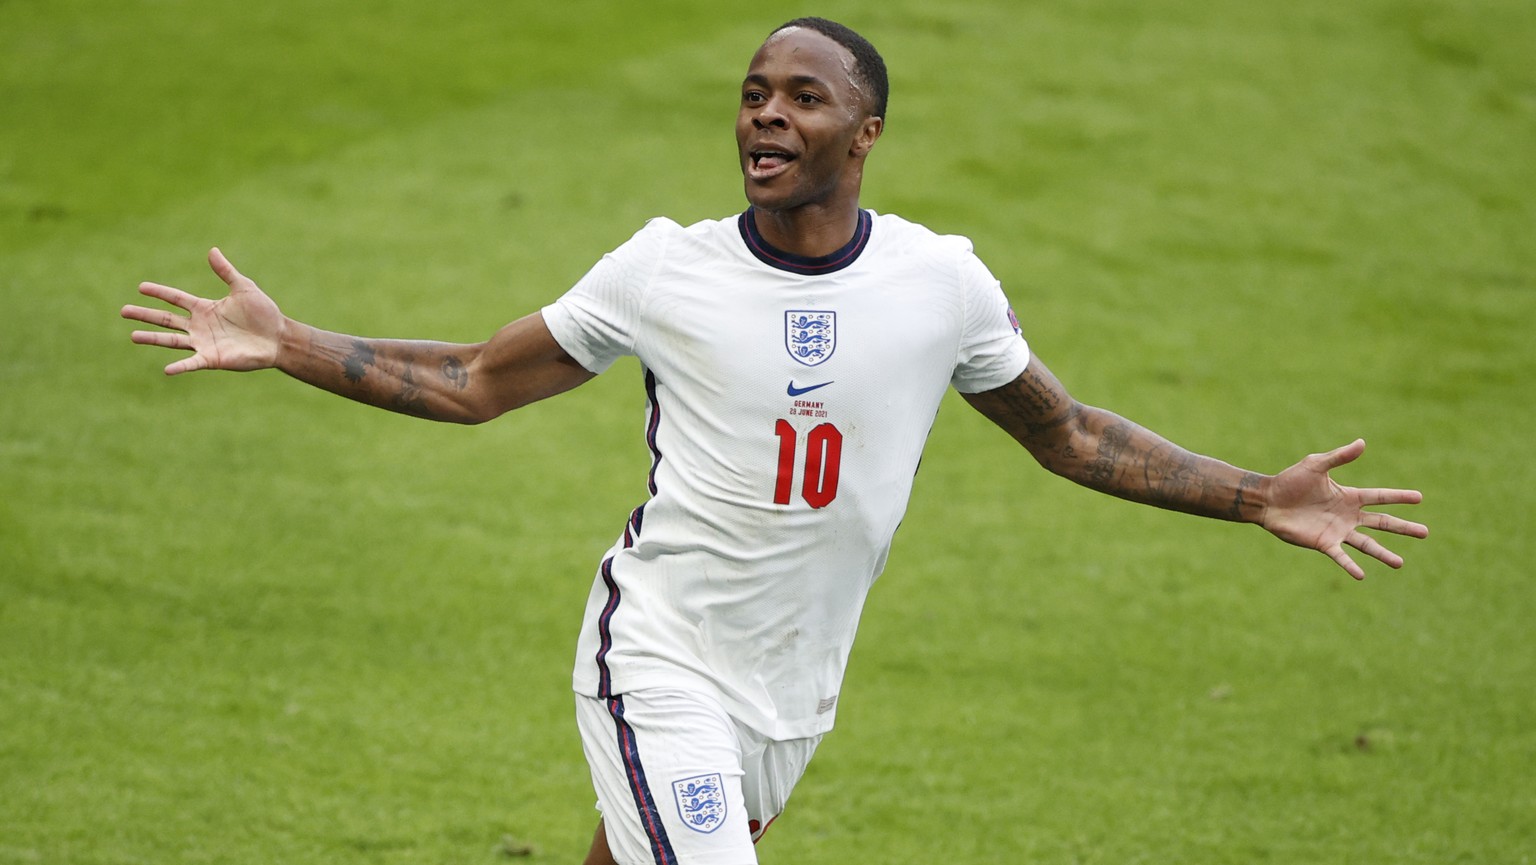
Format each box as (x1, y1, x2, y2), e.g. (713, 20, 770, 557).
(962, 354, 1427, 579)
(274, 313, 591, 423)
(962, 356, 1265, 521)
(123, 248, 593, 423)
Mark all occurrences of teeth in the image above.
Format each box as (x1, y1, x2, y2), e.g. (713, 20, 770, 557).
(748, 150, 794, 174)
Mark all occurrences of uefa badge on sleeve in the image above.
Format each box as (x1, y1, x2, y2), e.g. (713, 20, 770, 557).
(672, 772, 727, 834)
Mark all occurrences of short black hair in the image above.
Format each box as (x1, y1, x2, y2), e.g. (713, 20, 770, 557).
(771, 17, 888, 121)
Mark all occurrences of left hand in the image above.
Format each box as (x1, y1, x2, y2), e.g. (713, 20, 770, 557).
(1260, 439, 1428, 580)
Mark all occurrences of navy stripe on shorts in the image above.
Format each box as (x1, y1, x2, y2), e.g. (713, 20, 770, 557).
(606, 695, 678, 865)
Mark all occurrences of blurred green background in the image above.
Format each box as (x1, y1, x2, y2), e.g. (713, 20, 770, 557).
(2, 1, 1532, 862)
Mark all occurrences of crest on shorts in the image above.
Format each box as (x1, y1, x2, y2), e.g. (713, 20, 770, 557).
(785, 310, 836, 367)
(672, 772, 727, 834)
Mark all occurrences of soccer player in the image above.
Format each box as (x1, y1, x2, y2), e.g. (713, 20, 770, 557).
(121, 17, 1427, 865)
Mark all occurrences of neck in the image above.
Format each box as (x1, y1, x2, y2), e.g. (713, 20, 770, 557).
(749, 200, 863, 259)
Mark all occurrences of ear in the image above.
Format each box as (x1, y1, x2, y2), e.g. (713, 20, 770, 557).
(850, 115, 884, 158)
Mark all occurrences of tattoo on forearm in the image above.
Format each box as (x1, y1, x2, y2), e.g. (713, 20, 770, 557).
(301, 335, 470, 421)
(391, 359, 434, 418)
(1145, 444, 1204, 506)
(1230, 472, 1263, 520)
(343, 339, 376, 383)
(441, 355, 468, 390)
(1086, 423, 1131, 485)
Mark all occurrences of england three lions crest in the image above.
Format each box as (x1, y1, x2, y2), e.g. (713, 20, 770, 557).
(785, 310, 836, 367)
(672, 773, 727, 834)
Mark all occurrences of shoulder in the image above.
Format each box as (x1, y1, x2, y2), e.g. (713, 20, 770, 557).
(632, 214, 740, 241)
(595, 217, 695, 275)
(619, 215, 685, 250)
(865, 211, 989, 285)
(620, 214, 743, 257)
(868, 211, 979, 260)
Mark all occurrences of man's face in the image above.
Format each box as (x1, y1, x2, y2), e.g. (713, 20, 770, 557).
(736, 27, 882, 214)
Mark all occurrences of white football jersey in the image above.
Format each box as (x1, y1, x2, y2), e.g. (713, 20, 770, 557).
(542, 210, 1030, 739)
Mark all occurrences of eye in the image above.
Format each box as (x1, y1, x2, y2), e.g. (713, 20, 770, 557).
(743, 90, 766, 104)
(795, 92, 822, 105)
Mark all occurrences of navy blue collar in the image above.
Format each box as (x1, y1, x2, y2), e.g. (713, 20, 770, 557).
(738, 208, 873, 276)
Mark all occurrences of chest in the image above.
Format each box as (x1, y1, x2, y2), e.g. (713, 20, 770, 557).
(634, 263, 966, 399)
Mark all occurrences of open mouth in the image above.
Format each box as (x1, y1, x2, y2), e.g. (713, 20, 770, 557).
(748, 149, 797, 180)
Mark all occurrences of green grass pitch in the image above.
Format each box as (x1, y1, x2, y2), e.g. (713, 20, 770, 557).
(2, 1, 1533, 862)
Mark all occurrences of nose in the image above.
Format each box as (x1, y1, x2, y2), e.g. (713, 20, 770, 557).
(751, 95, 790, 130)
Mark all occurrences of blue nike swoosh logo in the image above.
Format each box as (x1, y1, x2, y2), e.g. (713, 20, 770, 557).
(787, 380, 834, 397)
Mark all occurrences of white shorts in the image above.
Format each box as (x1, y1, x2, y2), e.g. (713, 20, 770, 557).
(575, 687, 822, 865)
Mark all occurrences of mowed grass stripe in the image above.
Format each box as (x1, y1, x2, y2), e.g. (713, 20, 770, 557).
(2, 0, 1534, 862)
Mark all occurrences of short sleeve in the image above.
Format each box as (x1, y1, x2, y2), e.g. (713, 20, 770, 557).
(541, 219, 673, 374)
(950, 252, 1031, 393)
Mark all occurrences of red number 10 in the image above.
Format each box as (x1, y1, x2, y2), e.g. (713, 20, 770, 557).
(773, 420, 843, 508)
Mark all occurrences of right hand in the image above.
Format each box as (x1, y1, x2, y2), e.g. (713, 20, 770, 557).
(122, 248, 285, 375)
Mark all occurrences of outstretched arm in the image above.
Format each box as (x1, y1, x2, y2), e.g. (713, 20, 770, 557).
(962, 355, 1427, 579)
(122, 248, 594, 423)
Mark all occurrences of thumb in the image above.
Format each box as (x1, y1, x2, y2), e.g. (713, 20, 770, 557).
(1315, 438, 1366, 472)
(207, 247, 246, 288)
